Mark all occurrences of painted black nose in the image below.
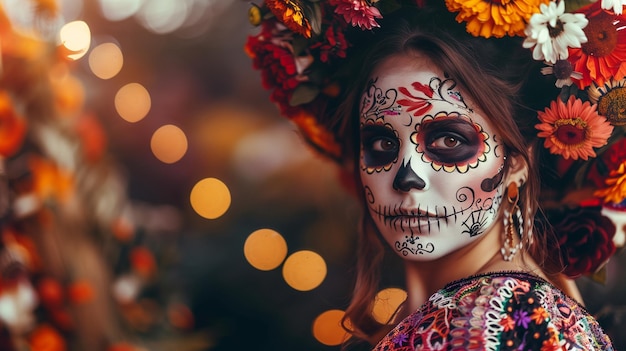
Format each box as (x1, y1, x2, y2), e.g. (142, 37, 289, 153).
(393, 160, 426, 191)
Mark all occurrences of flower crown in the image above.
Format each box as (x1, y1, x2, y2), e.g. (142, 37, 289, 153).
(245, 0, 626, 280)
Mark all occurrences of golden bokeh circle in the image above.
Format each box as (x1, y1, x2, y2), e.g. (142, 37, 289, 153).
(312, 309, 350, 346)
(89, 42, 124, 80)
(372, 287, 407, 324)
(282, 250, 326, 291)
(150, 124, 188, 164)
(189, 178, 231, 220)
(115, 83, 151, 123)
(243, 229, 288, 271)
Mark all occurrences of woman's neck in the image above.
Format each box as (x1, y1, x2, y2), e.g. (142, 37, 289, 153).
(401, 222, 544, 313)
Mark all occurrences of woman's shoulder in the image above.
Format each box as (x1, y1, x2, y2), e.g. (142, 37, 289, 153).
(373, 271, 614, 350)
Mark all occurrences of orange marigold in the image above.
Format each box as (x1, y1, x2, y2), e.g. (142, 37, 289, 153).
(445, 0, 549, 38)
(595, 162, 626, 204)
(265, 0, 312, 38)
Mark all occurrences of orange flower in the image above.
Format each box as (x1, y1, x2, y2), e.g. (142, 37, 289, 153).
(530, 306, 550, 324)
(75, 113, 107, 162)
(0, 91, 27, 158)
(446, 0, 549, 38)
(30, 324, 66, 351)
(535, 96, 614, 160)
(568, 3, 626, 89)
(595, 162, 626, 204)
(265, 0, 312, 38)
(28, 156, 74, 203)
(290, 109, 342, 160)
(67, 280, 94, 304)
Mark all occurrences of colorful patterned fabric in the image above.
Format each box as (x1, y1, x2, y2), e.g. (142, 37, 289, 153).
(373, 272, 613, 350)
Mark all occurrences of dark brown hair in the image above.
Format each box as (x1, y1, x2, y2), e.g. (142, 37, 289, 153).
(321, 6, 561, 343)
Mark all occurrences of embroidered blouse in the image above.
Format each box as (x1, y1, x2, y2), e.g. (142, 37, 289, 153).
(373, 272, 613, 351)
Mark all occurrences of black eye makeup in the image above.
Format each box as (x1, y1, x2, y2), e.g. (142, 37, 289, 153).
(420, 118, 480, 163)
(361, 124, 399, 169)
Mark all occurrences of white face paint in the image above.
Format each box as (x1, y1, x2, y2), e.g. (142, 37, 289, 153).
(359, 54, 507, 261)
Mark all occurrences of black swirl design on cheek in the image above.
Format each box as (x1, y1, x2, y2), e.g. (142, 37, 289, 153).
(460, 188, 501, 238)
(480, 162, 505, 192)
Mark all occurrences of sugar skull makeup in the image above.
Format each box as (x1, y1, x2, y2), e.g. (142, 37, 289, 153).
(359, 54, 506, 261)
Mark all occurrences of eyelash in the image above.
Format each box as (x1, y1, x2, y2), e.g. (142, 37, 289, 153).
(427, 132, 467, 149)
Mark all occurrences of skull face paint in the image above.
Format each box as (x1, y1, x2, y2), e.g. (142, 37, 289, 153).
(359, 54, 506, 261)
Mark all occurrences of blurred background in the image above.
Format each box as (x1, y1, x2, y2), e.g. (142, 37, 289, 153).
(0, 1, 625, 350)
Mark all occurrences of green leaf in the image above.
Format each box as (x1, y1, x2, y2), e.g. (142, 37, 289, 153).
(292, 36, 309, 56)
(290, 84, 321, 106)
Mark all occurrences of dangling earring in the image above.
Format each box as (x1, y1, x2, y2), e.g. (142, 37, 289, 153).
(501, 182, 524, 261)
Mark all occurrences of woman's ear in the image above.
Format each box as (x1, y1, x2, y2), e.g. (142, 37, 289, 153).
(506, 154, 528, 187)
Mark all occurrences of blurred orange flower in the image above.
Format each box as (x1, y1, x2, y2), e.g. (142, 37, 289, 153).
(0, 91, 27, 158)
(28, 156, 74, 203)
(75, 113, 107, 162)
(29, 325, 66, 351)
(67, 280, 94, 304)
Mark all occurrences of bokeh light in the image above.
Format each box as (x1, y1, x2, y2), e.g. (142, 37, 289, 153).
(114, 83, 151, 123)
(312, 309, 350, 346)
(150, 124, 188, 164)
(98, 0, 143, 21)
(243, 229, 288, 271)
(89, 42, 123, 80)
(372, 287, 407, 324)
(282, 250, 327, 291)
(59, 21, 91, 60)
(189, 178, 231, 220)
(136, 0, 188, 34)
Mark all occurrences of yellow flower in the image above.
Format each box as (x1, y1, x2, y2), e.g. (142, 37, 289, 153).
(446, 0, 550, 38)
(265, 0, 312, 38)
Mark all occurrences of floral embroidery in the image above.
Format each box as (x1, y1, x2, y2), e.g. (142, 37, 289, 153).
(373, 272, 613, 351)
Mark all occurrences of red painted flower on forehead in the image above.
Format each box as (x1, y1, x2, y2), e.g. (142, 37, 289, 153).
(397, 77, 470, 117)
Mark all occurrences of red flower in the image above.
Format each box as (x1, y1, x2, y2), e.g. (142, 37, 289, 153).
(0, 91, 27, 158)
(549, 206, 616, 277)
(586, 138, 626, 188)
(245, 20, 311, 114)
(330, 0, 383, 30)
(567, 2, 626, 89)
(310, 23, 349, 63)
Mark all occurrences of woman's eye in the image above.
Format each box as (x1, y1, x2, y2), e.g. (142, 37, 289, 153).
(430, 135, 462, 149)
(372, 138, 398, 152)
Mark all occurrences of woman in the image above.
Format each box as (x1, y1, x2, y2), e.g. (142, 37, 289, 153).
(246, 0, 620, 349)
(338, 16, 613, 349)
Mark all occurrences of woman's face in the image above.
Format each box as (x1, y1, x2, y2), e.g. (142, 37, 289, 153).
(359, 54, 507, 261)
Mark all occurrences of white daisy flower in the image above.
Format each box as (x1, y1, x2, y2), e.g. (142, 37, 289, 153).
(601, 0, 626, 15)
(523, 1, 588, 64)
(541, 60, 583, 87)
